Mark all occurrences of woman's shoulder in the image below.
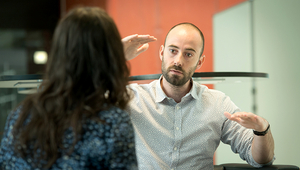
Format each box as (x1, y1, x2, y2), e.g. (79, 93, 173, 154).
(82, 106, 133, 137)
(98, 106, 131, 124)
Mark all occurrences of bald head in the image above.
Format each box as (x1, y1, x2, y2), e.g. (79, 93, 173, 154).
(164, 23, 205, 57)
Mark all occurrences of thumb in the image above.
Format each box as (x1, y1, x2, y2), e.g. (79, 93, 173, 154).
(224, 112, 232, 119)
(137, 43, 149, 55)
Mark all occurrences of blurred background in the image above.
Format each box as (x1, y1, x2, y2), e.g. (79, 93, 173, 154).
(0, 0, 299, 167)
(0, 0, 60, 143)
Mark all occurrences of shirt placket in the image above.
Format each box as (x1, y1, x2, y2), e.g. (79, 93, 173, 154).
(170, 104, 182, 170)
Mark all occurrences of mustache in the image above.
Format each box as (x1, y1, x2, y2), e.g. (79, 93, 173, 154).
(169, 65, 184, 72)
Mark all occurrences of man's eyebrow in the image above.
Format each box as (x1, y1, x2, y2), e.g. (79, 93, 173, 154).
(168, 45, 197, 53)
(185, 48, 196, 53)
(168, 44, 196, 52)
(168, 45, 179, 49)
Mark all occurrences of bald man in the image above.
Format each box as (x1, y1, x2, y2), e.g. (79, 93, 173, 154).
(123, 23, 275, 170)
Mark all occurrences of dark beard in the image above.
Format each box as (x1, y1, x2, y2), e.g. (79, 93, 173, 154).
(162, 65, 191, 86)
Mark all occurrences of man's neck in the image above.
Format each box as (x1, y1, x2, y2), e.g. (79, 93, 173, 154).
(160, 77, 192, 103)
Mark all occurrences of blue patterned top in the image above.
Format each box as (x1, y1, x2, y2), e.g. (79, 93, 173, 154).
(0, 106, 137, 170)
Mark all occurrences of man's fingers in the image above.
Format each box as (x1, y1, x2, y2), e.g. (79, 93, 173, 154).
(122, 34, 138, 42)
(133, 35, 157, 44)
(224, 111, 266, 130)
(224, 112, 242, 122)
(122, 34, 157, 44)
(122, 34, 156, 61)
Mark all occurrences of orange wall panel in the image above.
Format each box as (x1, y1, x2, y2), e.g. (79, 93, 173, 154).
(62, 0, 246, 90)
(107, 0, 215, 77)
(64, 0, 106, 11)
(107, 0, 161, 76)
(215, 0, 247, 13)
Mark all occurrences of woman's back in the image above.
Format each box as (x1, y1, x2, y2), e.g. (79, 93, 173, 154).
(0, 7, 135, 169)
(0, 106, 136, 169)
(0, 7, 137, 170)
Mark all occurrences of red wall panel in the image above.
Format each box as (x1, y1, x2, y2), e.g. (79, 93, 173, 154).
(63, 0, 246, 78)
(215, 0, 246, 13)
(107, 0, 215, 77)
(64, 0, 106, 10)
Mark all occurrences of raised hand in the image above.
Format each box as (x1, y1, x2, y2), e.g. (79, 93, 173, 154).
(224, 111, 269, 132)
(122, 34, 157, 60)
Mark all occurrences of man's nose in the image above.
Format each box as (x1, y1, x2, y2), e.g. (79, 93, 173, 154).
(174, 53, 183, 67)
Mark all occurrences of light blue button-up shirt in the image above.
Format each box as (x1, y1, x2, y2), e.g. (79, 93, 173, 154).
(127, 77, 274, 170)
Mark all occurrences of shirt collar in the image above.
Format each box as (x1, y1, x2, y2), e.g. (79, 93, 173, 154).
(155, 76, 200, 103)
(189, 79, 200, 100)
(155, 76, 166, 103)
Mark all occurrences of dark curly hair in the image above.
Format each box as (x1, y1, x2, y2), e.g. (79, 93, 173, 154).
(13, 7, 131, 168)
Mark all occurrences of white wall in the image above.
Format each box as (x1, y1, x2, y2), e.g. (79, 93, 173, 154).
(213, 0, 300, 167)
(254, 0, 300, 166)
(213, 1, 254, 165)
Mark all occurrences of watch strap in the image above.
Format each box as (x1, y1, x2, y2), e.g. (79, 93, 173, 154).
(253, 124, 270, 136)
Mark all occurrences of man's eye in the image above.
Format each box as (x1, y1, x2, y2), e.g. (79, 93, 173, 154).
(186, 53, 193, 57)
(170, 49, 176, 53)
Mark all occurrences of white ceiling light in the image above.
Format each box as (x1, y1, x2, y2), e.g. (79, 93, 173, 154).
(33, 51, 48, 64)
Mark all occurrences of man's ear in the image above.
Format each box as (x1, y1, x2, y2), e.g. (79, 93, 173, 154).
(159, 45, 164, 61)
(196, 55, 205, 70)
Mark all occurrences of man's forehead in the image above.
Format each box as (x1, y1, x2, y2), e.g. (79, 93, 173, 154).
(168, 24, 199, 35)
(167, 25, 202, 41)
(166, 28, 203, 50)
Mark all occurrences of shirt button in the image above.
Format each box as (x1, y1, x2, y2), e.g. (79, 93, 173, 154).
(176, 127, 179, 130)
(174, 147, 178, 151)
(176, 106, 180, 110)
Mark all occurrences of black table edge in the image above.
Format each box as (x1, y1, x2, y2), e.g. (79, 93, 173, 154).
(129, 72, 268, 81)
(0, 72, 269, 82)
